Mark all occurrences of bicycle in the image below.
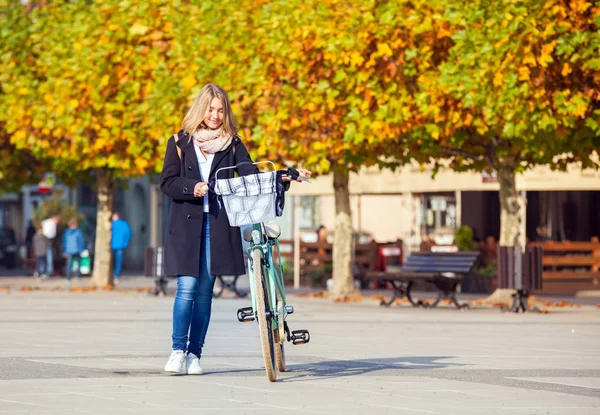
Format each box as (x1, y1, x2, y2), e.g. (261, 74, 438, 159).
(211, 162, 311, 382)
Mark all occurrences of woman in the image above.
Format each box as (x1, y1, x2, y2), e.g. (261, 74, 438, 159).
(160, 83, 310, 375)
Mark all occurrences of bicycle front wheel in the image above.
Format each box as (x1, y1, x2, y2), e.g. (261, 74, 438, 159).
(274, 300, 287, 372)
(252, 249, 277, 382)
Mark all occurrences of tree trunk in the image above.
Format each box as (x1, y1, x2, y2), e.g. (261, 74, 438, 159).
(498, 165, 521, 247)
(90, 169, 114, 288)
(486, 165, 524, 303)
(329, 168, 357, 300)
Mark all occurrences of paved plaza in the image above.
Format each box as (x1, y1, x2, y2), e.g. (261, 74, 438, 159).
(0, 276, 599, 414)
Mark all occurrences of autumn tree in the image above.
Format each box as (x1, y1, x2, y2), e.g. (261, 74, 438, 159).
(187, 0, 453, 299)
(0, 129, 46, 194)
(0, 0, 188, 286)
(0, 4, 48, 193)
(414, 0, 600, 299)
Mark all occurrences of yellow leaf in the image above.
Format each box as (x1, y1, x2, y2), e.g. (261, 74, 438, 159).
(518, 66, 530, 81)
(68, 99, 79, 108)
(101, 75, 110, 86)
(18, 87, 29, 95)
(377, 43, 393, 57)
(493, 72, 504, 87)
(43, 93, 53, 104)
(94, 138, 107, 149)
(561, 63, 572, 76)
(464, 113, 473, 126)
(182, 76, 196, 90)
(523, 53, 536, 66)
(431, 130, 439, 140)
(12, 130, 27, 141)
(350, 51, 364, 66)
(55, 105, 65, 117)
(135, 158, 149, 170)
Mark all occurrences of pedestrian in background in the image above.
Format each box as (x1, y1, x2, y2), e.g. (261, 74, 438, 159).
(32, 225, 48, 280)
(111, 212, 131, 283)
(40, 215, 60, 276)
(62, 218, 85, 282)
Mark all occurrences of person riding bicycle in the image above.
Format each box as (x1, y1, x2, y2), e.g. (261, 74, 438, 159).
(159, 83, 311, 375)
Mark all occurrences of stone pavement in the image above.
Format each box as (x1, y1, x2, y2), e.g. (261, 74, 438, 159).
(0, 277, 599, 414)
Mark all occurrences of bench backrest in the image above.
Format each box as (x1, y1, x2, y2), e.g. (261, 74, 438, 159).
(402, 251, 480, 274)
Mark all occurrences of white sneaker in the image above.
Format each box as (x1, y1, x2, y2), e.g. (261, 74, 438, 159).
(164, 350, 186, 374)
(186, 353, 203, 375)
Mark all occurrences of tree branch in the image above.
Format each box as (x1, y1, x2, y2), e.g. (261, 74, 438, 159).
(437, 146, 485, 161)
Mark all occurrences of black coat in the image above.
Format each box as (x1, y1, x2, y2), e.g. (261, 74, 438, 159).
(159, 130, 257, 278)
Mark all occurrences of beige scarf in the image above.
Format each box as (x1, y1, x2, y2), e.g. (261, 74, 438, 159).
(192, 128, 233, 154)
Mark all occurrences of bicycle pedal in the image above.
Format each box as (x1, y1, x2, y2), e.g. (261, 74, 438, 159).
(236, 306, 255, 323)
(290, 329, 310, 345)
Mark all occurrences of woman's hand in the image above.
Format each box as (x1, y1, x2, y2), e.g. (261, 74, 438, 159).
(282, 168, 313, 182)
(296, 168, 312, 181)
(193, 182, 209, 197)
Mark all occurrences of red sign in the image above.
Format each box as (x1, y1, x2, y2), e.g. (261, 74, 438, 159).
(37, 173, 56, 194)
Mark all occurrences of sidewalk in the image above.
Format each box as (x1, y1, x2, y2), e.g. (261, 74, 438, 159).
(0, 283, 599, 414)
(2, 271, 599, 307)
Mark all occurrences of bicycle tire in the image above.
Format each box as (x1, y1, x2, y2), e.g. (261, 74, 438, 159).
(274, 298, 286, 372)
(252, 249, 277, 382)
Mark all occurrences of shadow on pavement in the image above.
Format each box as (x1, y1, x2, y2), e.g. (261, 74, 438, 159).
(279, 356, 465, 382)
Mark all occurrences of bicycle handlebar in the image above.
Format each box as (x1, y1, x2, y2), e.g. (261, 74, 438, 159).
(200, 166, 310, 193)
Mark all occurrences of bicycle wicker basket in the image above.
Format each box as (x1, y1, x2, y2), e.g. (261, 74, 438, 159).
(213, 170, 277, 226)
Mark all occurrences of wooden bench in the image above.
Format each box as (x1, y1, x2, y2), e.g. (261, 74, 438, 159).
(364, 251, 480, 309)
(528, 240, 600, 278)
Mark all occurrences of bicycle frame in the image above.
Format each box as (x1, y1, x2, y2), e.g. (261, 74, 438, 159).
(246, 223, 288, 332)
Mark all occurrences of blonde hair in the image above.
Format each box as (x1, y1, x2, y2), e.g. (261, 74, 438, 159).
(182, 83, 238, 138)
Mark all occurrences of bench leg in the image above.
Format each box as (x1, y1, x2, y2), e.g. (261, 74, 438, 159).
(212, 276, 225, 298)
(230, 275, 248, 298)
(424, 291, 444, 308)
(406, 281, 443, 308)
(405, 281, 426, 307)
(213, 275, 248, 299)
(430, 280, 469, 310)
(380, 280, 400, 306)
(449, 292, 470, 310)
(379, 280, 412, 307)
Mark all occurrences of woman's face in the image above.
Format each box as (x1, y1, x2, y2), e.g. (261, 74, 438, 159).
(204, 97, 224, 130)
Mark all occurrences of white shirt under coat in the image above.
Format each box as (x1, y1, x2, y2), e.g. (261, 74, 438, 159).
(193, 143, 214, 213)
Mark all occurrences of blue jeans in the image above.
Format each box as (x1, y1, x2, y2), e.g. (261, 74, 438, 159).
(35, 256, 46, 276)
(65, 254, 81, 281)
(46, 246, 53, 276)
(113, 249, 124, 278)
(172, 217, 215, 358)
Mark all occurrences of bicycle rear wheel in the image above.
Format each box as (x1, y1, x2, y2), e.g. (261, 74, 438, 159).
(252, 249, 277, 382)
